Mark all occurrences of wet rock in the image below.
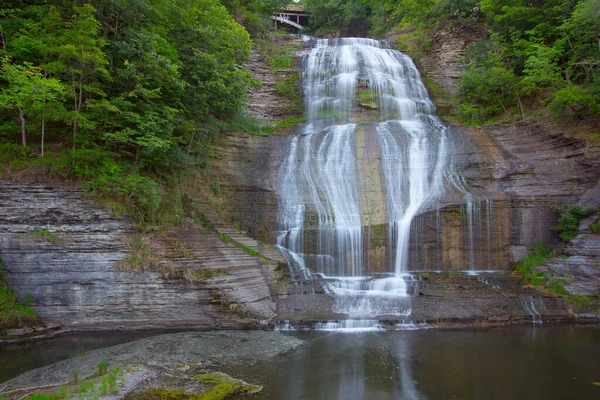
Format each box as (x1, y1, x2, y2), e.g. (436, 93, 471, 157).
(2, 331, 304, 392)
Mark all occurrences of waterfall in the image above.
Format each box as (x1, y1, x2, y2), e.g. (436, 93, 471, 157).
(276, 37, 466, 325)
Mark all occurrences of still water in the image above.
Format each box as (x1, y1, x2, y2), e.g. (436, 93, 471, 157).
(1, 326, 599, 399)
(0, 332, 153, 383)
(228, 325, 600, 400)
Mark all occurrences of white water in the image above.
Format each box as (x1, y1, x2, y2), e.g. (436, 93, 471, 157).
(277, 38, 472, 327)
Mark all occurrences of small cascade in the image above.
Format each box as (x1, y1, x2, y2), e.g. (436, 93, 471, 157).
(275, 320, 296, 331)
(520, 296, 546, 324)
(314, 320, 384, 332)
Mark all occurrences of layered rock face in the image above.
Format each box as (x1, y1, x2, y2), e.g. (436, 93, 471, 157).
(0, 180, 280, 330)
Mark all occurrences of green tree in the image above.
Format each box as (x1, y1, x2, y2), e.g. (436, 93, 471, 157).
(44, 4, 109, 149)
(0, 58, 66, 149)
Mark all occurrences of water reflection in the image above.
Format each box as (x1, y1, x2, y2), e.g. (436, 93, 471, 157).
(228, 325, 600, 400)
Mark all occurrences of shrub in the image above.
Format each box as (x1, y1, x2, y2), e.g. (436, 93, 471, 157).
(548, 279, 570, 295)
(87, 173, 163, 221)
(513, 241, 552, 285)
(552, 204, 595, 241)
(271, 55, 292, 70)
(0, 262, 39, 329)
(548, 86, 595, 122)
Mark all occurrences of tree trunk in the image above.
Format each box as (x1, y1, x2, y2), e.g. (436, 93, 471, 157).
(18, 106, 26, 146)
(41, 113, 45, 157)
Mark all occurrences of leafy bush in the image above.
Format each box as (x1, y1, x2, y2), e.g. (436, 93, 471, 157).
(548, 86, 596, 122)
(513, 241, 551, 285)
(271, 55, 292, 70)
(548, 279, 570, 295)
(87, 173, 163, 221)
(551, 204, 595, 241)
(0, 142, 33, 163)
(0, 261, 39, 329)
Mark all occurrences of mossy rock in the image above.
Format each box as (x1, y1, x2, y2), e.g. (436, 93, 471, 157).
(195, 372, 262, 399)
(131, 372, 262, 400)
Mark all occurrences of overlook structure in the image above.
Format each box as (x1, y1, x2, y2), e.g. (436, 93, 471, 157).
(272, 4, 309, 30)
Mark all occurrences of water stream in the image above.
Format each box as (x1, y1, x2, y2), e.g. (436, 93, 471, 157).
(276, 38, 474, 327)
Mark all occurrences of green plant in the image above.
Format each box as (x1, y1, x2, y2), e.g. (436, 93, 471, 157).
(513, 241, 552, 285)
(1, 262, 39, 329)
(548, 86, 595, 122)
(271, 55, 292, 70)
(29, 229, 58, 242)
(72, 367, 79, 384)
(548, 279, 570, 295)
(210, 177, 226, 197)
(552, 204, 595, 241)
(75, 379, 96, 394)
(115, 237, 160, 271)
(97, 359, 108, 376)
(218, 232, 233, 243)
(9, 157, 29, 171)
(170, 242, 194, 259)
(22, 292, 34, 307)
(184, 268, 227, 282)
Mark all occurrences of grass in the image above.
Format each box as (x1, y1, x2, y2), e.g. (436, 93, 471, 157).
(551, 204, 595, 241)
(114, 237, 161, 272)
(29, 228, 58, 242)
(21, 367, 125, 400)
(184, 268, 227, 282)
(512, 241, 553, 286)
(0, 258, 39, 330)
(170, 242, 194, 259)
(96, 360, 108, 376)
(217, 232, 261, 258)
(271, 55, 292, 70)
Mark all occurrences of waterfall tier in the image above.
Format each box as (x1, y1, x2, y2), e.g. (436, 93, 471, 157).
(276, 37, 483, 324)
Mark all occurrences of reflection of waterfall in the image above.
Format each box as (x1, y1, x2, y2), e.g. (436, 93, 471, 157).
(276, 37, 482, 326)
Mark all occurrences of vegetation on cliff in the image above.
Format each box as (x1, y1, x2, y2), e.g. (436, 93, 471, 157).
(0, 0, 281, 222)
(0, 257, 39, 329)
(302, 0, 600, 126)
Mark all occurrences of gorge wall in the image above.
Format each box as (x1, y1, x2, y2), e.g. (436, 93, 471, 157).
(2, 35, 600, 336)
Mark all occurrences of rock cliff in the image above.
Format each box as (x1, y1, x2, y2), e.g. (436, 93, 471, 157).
(2, 35, 599, 335)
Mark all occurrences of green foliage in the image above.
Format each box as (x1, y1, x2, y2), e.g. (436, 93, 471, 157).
(304, 0, 373, 37)
(456, 0, 600, 124)
(0, 0, 256, 225)
(589, 219, 600, 233)
(0, 259, 39, 330)
(548, 279, 570, 295)
(552, 204, 595, 241)
(210, 177, 226, 197)
(29, 228, 58, 241)
(513, 241, 552, 286)
(115, 237, 160, 271)
(97, 359, 109, 376)
(271, 56, 292, 70)
(548, 86, 597, 122)
(218, 232, 233, 243)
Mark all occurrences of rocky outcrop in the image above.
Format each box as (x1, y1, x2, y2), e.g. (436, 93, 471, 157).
(0, 180, 283, 332)
(244, 42, 304, 121)
(2, 331, 304, 395)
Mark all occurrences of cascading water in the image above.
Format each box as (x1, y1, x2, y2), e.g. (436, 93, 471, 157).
(276, 38, 468, 329)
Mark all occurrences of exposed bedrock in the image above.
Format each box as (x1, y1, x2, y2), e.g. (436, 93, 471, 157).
(208, 120, 600, 271)
(0, 180, 282, 332)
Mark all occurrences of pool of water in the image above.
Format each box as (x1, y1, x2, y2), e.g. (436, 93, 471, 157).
(0, 332, 154, 384)
(2, 325, 600, 399)
(226, 324, 600, 399)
